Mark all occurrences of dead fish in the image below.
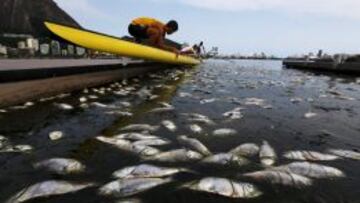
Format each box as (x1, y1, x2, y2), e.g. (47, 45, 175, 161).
(88, 95, 99, 99)
(188, 177, 262, 199)
(274, 162, 345, 179)
(54, 103, 74, 110)
(33, 158, 85, 175)
(201, 153, 249, 166)
(259, 141, 277, 166)
(49, 131, 63, 141)
(79, 97, 87, 103)
(99, 178, 171, 198)
(304, 112, 317, 118)
(178, 92, 193, 98)
(183, 113, 215, 125)
(148, 107, 174, 113)
(212, 129, 237, 137)
(133, 139, 170, 147)
(189, 124, 203, 134)
(114, 90, 130, 96)
(229, 143, 260, 157)
(112, 164, 186, 179)
(105, 111, 133, 117)
(1, 145, 33, 153)
(223, 108, 244, 120)
(96, 136, 160, 157)
(6, 180, 94, 203)
(283, 150, 339, 161)
(200, 98, 217, 104)
(244, 98, 265, 106)
(177, 136, 211, 156)
(114, 133, 159, 141)
(326, 149, 360, 160)
(121, 124, 160, 132)
(290, 98, 303, 103)
(161, 120, 177, 132)
(146, 149, 203, 163)
(244, 170, 312, 188)
(115, 198, 142, 203)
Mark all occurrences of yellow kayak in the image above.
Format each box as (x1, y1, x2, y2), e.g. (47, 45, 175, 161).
(45, 22, 200, 65)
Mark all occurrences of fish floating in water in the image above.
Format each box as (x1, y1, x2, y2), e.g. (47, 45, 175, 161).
(114, 133, 159, 141)
(54, 103, 74, 110)
(274, 162, 345, 179)
(177, 135, 212, 156)
(161, 120, 177, 132)
(6, 180, 94, 203)
(187, 177, 262, 199)
(112, 164, 187, 179)
(33, 158, 86, 175)
(326, 149, 360, 160)
(283, 150, 339, 161)
(99, 177, 172, 198)
(189, 124, 203, 134)
(49, 131, 64, 141)
(183, 113, 215, 126)
(212, 128, 237, 137)
(244, 170, 312, 188)
(145, 149, 203, 163)
(200, 98, 217, 104)
(133, 139, 170, 147)
(223, 107, 244, 120)
(96, 136, 160, 157)
(120, 124, 160, 132)
(229, 143, 260, 157)
(259, 141, 277, 166)
(304, 112, 317, 119)
(201, 153, 249, 167)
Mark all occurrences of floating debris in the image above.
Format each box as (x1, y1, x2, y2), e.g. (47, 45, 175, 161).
(304, 112, 317, 119)
(112, 164, 186, 179)
(161, 120, 177, 132)
(6, 180, 94, 203)
(212, 128, 237, 137)
(274, 162, 345, 179)
(244, 170, 312, 188)
(99, 178, 171, 198)
(49, 131, 64, 141)
(201, 153, 249, 167)
(54, 103, 74, 110)
(189, 124, 203, 134)
(177, 135, 211, 156)
(229, 143, 260, 157)
(33, 158, 86, 175)
(326, 149, 360, 160)
(120, 124, 160, 132)
(259, 141, 277, 166)
(145, 149, 203, 163)
(283, 150, 339, 161)
(187, 177, 262, 199)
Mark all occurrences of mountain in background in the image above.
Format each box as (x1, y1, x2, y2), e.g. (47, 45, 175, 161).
(0, 0, 80, 37)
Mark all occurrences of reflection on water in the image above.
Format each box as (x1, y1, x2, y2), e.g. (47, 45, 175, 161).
(0, 59, 360, 203)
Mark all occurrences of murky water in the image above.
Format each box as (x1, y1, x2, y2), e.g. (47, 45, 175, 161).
(0, 59, 359, 203)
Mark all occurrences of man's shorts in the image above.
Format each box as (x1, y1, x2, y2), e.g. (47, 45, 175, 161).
(128, 24, 149, 42)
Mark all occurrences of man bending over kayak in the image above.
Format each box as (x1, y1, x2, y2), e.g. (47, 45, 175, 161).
(128, 17, 180, 56)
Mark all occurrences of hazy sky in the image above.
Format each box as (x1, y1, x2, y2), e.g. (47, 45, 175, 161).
(54, 0, 360, 56)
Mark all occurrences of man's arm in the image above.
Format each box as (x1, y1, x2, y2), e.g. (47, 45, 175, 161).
(147, 27, 179, 55)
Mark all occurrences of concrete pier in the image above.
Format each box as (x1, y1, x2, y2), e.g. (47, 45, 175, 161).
(0, 59, 175, 107)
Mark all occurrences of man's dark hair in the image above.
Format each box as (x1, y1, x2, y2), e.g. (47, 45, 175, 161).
(166, 20, 178, 32)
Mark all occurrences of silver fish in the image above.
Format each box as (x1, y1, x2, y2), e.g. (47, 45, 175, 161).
(133, 139, 170, 147)
(120, 124, 160, 132)
(223, 108, 244, 120)
(244, 170, 312, 188)
(177, 136, 211, 156)
(33, 158, 85, 175)
(99, 178, 171, 198)
(327, 149, 360, 160)
(148, 107, 174, 113)
(182, 113, 215, 125)
(114, 133, 159, 141)
(54, 103, 74, 110)
(201, 153, 249, 166)
(161, 120, 177, 132)
(146, 149, 203, 163)
(274, 162, 345, 179)
(188, 177, 262, 199)
(283, 151, 339, 161)
(229, 143, 260, 157)
(200, 98, 217, 104)
(189, 124, 203, 134)
(96, 136, 160, 157)
(259, 141, 277, 166)
(6, 180, 94, 203)
(112, 164, 185, 179)
(212, 129, 237, 137)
